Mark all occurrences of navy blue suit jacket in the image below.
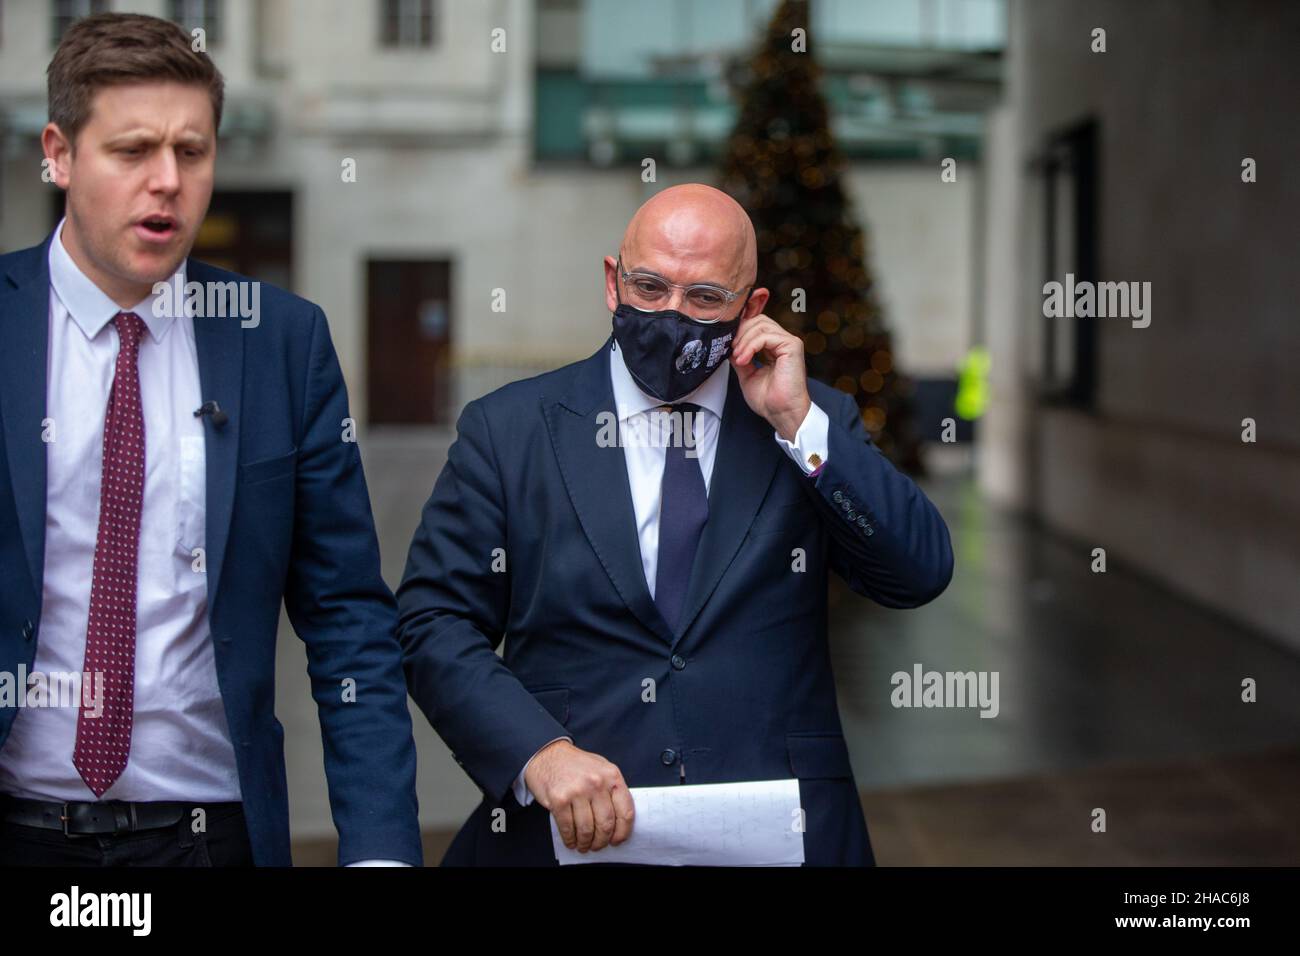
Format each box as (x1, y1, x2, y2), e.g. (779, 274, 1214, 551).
(397, 336, 953, 865)
(0, 232, 422, 866)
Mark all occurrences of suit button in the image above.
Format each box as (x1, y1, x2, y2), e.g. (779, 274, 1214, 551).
(660, 749, 677, 766)
(21, 620, 33, 641)
(846, 509, 857, 521)
(840, 498, 852, 511)
(856, 515, 869, 528)
(671, 654, 686, 671)
(864, 524, 875, 536)
(831, 490, 844, 504)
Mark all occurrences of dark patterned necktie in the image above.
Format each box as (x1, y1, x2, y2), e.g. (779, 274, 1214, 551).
(653, 402, 708, 632)
(73, 311, 146, 797)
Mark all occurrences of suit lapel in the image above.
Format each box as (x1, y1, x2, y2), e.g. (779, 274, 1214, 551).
(544, 335, 783, 648)
(673, 363, 782, 647)
(187, 259, 244, 611)
(0, 237, 55, 600)
(545, 337, 676, 646)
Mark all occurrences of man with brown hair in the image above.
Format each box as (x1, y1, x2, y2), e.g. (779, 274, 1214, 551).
(0, 13, 421, 866)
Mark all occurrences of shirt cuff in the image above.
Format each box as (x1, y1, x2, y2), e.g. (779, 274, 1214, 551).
(346, 859, 414, 867)
(773, 401, 830, 476)
(511, 735, 573, 807)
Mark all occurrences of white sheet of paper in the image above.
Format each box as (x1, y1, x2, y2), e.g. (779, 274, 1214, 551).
(550, 778, 805, 866)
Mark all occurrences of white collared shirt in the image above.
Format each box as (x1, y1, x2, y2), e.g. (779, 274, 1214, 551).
(609, 337, 730, 599)
(0, 219, 241, 802)
(510, 336, 830, 806)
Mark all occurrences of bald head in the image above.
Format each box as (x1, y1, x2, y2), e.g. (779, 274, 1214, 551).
(603, 183, 768, 322)
(621, 184, 757, 291)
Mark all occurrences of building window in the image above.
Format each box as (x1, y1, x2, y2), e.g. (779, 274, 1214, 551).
(52, 0, 109, 45)
(380, 0, 435, 48)
(169, 0, 223, 48)
(1033, 119, 1099, 409)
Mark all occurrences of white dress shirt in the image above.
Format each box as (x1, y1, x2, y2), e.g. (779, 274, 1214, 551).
(509, 336, 830, 807)
(0, 218, 241, 802)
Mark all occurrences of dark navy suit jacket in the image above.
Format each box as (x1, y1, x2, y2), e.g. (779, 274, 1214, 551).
(397, 336, 953, 865)
(0, 232, 422, 866)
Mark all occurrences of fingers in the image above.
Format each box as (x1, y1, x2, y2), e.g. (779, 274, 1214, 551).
(571, 797, 596, 852)
(585, 765, 626, 851)
(732, 359, 759, 385)
(732, 316, 799, 366)
(554, 800, 577, 850)
(590, 787, 618, 851)
(732, 330, 790, 367)
(610, 780, 636, 846)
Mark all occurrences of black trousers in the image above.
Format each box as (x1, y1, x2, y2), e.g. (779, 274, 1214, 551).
(0, 803, 254, 866)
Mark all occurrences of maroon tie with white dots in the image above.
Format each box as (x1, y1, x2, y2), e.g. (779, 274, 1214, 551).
(73, 311, 146, 797)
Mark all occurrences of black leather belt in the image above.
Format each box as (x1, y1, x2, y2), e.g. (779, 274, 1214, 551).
(0, 796, 242, 837)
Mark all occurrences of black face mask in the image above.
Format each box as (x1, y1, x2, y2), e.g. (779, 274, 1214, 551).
(611, 287, 751, 404)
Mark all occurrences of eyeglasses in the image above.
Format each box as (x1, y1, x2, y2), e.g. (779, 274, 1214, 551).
(618, 254, 752, 321)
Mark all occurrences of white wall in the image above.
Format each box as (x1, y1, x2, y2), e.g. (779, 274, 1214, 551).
(1, 0, 974, 423)
(980, 0, 1300, 650)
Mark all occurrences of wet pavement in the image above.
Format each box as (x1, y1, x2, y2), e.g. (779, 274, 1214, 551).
(278, 428, 1300, 864)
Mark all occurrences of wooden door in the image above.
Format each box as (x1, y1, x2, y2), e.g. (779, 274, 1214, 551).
(366, 259, 452, 424)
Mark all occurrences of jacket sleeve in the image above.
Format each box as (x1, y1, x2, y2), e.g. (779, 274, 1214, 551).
(395, 398, 570, 808)
(798, 388, 954, 608)
(281, 305, 423, 866)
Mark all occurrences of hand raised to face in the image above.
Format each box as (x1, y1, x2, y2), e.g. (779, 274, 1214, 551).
(730, 312, 812, 442)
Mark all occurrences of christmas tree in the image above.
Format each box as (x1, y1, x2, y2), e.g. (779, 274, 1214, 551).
(718, 0, 924, 473)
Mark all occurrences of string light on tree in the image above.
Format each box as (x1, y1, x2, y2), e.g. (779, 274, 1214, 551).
(718, 0, 923, 472)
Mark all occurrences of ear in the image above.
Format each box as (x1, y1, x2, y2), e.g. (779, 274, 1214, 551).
(41, 123, 74, 190)
(741, 286, 770, 321)
(603, 255, 620, 313)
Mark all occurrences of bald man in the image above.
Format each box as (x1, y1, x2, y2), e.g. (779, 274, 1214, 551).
(397, 184, 953, 866)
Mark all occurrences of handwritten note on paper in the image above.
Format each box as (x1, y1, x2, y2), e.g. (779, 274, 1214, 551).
(550, 778, 805, 866)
